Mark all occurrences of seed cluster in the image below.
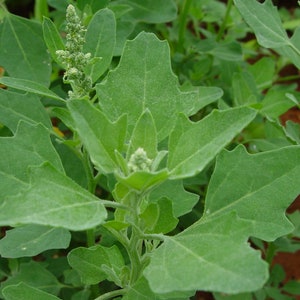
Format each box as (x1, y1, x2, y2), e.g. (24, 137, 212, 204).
(56, 5, 92, 99)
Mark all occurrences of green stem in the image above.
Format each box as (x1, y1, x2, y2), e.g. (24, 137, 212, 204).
(34, 0, 49, 21)
(86, 229, 95, 248)
(100, 199, 131, 210)
(128, 227, 143, 285)
(265, 242, 276, 264)
(217, 0, 233, 41)
(94, 288, 127, 300)
(177, 0, 193, 52)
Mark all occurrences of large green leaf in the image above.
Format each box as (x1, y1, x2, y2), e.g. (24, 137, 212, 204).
(0, 122, 64, 198)
(3, 283, 61, 300)
(118, 0, 177, 23)
(83, 8, 116, 82)
(68, 245, 124, 285)
(1, 261, 62, 295)
(0, 163, 107, 231)
(0, 225, 71, 258)
(203, 145, 300, 241)
(124, 276, 194, 300)
(234, 0, 300, 69)
(67, 99, 127, 174)
(96, 32, 221, 141)
(0, 261, 61, 296)
(234, 0, 289, 48)
(144, 212, 268, 294)
(0, 13, 51, 86)
(0, 89, 51, 133)
(167, 107, 256, 179)
(0, 77, 65, 102)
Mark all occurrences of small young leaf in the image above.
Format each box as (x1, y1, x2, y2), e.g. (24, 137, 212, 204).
(168, 107, 257, 179)
(3, 282, 61, 300)
(68, 245, 124, 285)
(0, 225, 71, 258)
(144, 212, 268, 294)
(0, 77, 65, 102)
(0, 13, 51, 86)
(67, 99, 127, 174)
(127, 109, 157, 160)
(0, 89, 51, 133)
(0, 163, 107, 231)
(149, 179, 199, 217)
(234, 0, 289, 48)
(42, 17, 65, 65)
(140, 198, 178, 234)
(83, 8, 116, 82)
(115, 170, 169, 192)
(203, 145, 300, 241)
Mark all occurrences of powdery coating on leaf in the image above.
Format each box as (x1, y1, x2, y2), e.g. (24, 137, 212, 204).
(96, 32, 204, 142)
(0, 163, 107, 231)
(144, 213, 268, 294)
(204, 145, 300, 241)
(167, 107, 257, 179)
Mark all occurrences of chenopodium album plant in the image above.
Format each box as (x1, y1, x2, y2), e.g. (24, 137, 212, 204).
(0, 2, 299, 300)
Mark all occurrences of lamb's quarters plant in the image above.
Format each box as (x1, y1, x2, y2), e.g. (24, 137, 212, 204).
(0, 1, 299, 299)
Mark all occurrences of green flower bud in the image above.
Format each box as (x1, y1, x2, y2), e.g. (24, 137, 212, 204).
(128, 148, 153, 172)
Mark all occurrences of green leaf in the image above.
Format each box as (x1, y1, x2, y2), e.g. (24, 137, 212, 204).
(234, 0, 289, 48)
(284, 121, 300, 144)
(68, 245, 124, 285)
(0, 77, 65, 102)
(96, 32, 213, 141)
(83, 8, 116, 82)
(144, 212, 268, 294)
(3, 283, 61, 300)
(0, 261, 61, 296)
(0, 225, 71, 258)
(276, 27, 300, 69)
(260, 88, 296, 119)
(0, 122, 64, 198)
(42, 17, 65, 65)
(0, 89, 51, 133)
(124, 276, 194, 300)
(115, 170, 169, 192)
(127, 110, 157, 160)
(0, 163, 107, 231)
(168, 107, 257, 179)
(140, 198, 178, 234)
(203, 145, 300, 241)
(232, 72, 258, 106)
(149, 179, 199, 217)
(77, 0, 109, 11)
(67, 99, 127, 174)
(248, 57, 275, 91)
(119, 0, 177, 23)
(0, 13, 51, 86)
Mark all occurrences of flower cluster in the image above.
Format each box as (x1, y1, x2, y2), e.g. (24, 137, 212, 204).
(128, 148, 153, 173)
(56, 5, 92, 99)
